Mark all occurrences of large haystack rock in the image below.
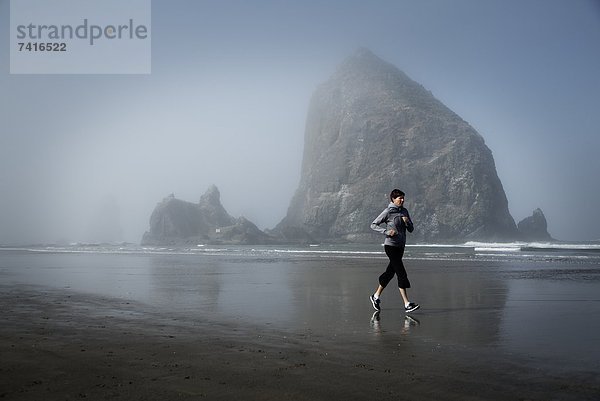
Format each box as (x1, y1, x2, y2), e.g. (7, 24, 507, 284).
(275, 49, 518, 242)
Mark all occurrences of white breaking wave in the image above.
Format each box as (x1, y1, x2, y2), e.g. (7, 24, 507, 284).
(462, 241, 600, 252)
(464, 241, 525, 251)
(523, 242, 600, 251)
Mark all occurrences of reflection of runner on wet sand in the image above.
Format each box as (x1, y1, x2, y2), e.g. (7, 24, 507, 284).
(403, 315, 420, 335)
(370, 311, 381, 334)
(370, 311, 420, 335)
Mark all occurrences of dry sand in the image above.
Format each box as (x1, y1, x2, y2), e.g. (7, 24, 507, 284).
(2, 283, 599, 401)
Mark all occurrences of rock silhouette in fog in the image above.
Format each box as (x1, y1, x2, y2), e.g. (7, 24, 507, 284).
(141, 185, 272, 245)
(517, 208, 553, 241)
(274, 48, 519, 243)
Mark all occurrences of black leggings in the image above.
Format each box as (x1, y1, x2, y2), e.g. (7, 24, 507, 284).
(379, 245, 411, 289)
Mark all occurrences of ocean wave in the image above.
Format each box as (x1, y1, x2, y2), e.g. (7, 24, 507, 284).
(2, 241, 599, 263)
(521, 242, 600, 252)
(464, 241, 524, 250)
(463, 241, 600, 253)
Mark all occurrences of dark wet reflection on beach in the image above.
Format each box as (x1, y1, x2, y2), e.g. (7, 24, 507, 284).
(1, 250, 599, 372)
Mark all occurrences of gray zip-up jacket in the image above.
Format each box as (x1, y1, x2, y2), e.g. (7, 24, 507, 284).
(370, 202, 414, 247)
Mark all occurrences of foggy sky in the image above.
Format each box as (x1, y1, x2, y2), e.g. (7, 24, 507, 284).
(1, 0, 599, 244)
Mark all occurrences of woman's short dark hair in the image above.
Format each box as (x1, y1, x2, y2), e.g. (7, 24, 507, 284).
(390, 189, 405, 201)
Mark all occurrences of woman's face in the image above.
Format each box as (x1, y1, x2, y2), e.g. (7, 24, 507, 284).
(392, 196, 404, 207)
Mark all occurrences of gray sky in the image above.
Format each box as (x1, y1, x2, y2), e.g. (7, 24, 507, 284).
(1, 0, 599, 243)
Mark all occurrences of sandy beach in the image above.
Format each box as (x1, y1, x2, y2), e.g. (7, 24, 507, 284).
(1, 249, 599, 400)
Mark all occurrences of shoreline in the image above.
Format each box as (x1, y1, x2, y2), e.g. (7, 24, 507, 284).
(2, 284, 598, 400)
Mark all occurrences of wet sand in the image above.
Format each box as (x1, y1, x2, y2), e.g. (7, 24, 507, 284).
(1, 252, 599, 400)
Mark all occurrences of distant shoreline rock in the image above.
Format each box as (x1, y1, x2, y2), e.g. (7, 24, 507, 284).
(517, 208, 553, 241)
(141, 186, 274, 246)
